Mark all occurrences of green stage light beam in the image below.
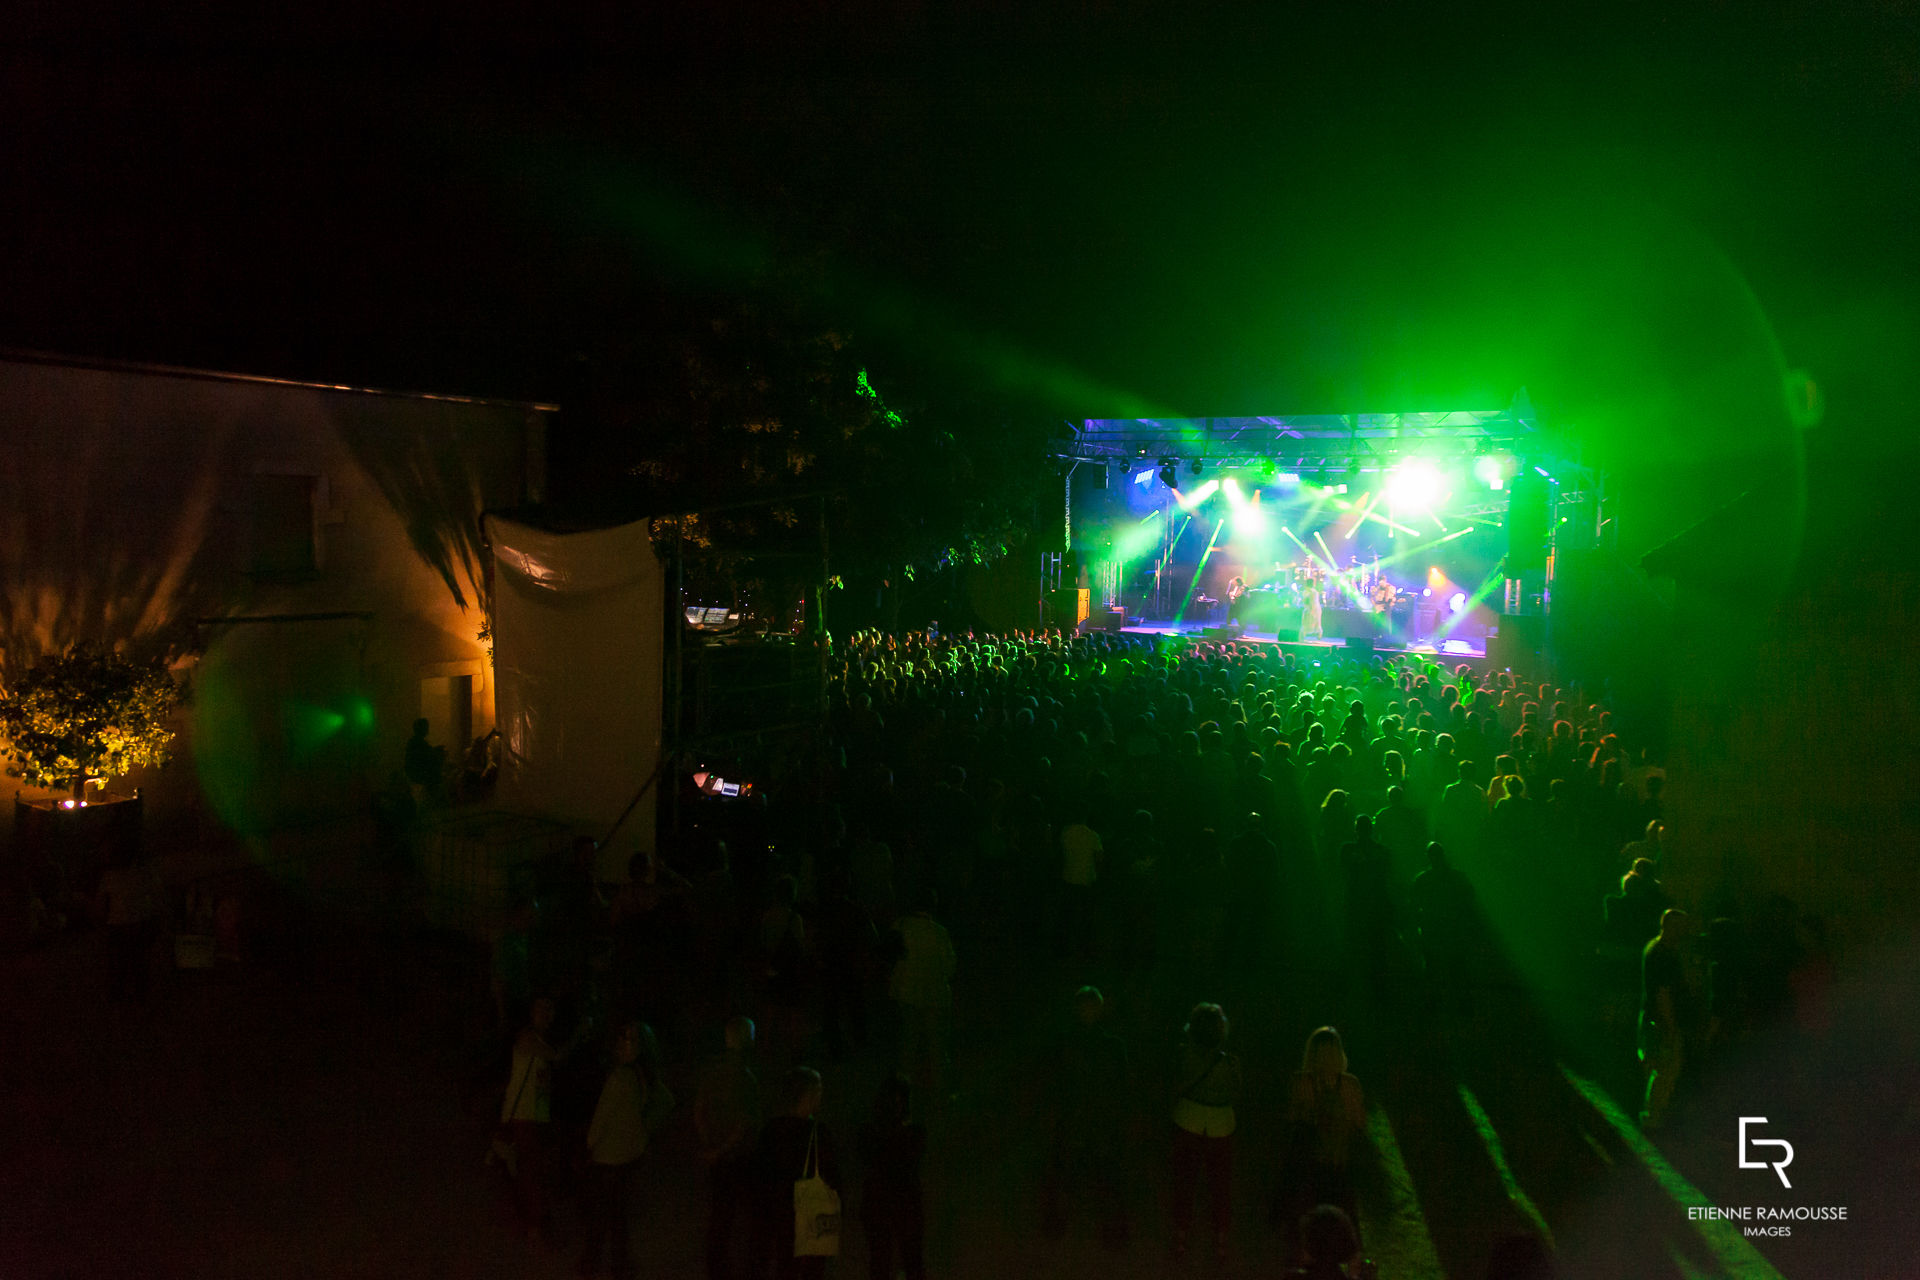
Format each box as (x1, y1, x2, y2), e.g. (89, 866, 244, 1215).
(1115, 512, 1164, 562)
(1349, 490, 1424, 538)
(1434, 564, 1508, 642)
(1313, 529, 1337, 565)
(1369, 524, 1478, 573)
(1173, 518, 1228, 623)
(1281, 527, 1338, 579)
(1172, 479, 1220, 512)
(1313, 530, 1370, 609)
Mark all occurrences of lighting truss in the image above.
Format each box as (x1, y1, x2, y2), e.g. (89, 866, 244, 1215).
(1061, 410, 1536, 471)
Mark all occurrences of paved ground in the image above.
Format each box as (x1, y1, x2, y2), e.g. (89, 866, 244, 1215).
(1, 885, 1892, 1280)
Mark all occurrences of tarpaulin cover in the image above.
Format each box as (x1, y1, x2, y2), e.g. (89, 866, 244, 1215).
(487, 515, 664, 875)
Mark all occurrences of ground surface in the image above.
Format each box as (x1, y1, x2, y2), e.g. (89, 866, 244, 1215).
(0, 886, 1878, 1280)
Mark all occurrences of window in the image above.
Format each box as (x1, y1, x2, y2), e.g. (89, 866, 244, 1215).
(251, 474, 317, 577)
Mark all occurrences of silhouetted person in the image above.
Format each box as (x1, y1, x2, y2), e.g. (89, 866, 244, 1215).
(1339, 814, 1396, 985)
(1410, 842, 1477, 1002)
(887, 895, 957, 1097)
(696, 1016, 762, 1280)
(755, 1067, 840, 1280)
(1284, 1204, 1366, 1280)
(858, 1074, 927, 1280)
(1041, 986, 1132, 1246)
(1605, 858, 1670, 952)
(1167, 1002, 1242, 1265)
(1284, 1027, 1367, 1250)
(404, 717, 446, 794)
(815, 870, 877, 1061)
(578, 1019, 659, 1280)
(1639, 909, 1694, 1129)
(1223, 814, 1280, 967)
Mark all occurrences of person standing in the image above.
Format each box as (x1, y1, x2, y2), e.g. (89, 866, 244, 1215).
(1041, 987, 1133, 1246)
(502, 996, 574, 1244)
(1167, 1003, 1243, 1266)
(756, 1068, 841, 1280)
(1639, 909, 1694, 1130)
(887, 898, 957, 1098)
(858, 1074, 928, 1280)
(696, 1016, 763, 1280)
(1283, 1027, 1367, 1250)
(1056, 811, 1104, 958)
(577, 1021, 657, 1279)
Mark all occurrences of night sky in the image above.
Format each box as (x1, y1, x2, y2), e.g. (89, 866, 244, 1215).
(4, 3, 1915, 448)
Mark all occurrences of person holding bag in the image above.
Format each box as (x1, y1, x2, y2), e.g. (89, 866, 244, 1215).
(1166, 1003, 1243, 1266)
(498, 996, 579, 1245)
(756, 1067, 841, 1279)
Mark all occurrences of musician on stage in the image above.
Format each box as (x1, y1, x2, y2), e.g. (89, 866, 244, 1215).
(1226, 574, 1248, 624)
(1301, 573, 1323, 641)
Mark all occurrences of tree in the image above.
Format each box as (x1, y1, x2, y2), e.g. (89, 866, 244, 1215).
(0, 646, 182, 803)
(556, 293, 1054, 582)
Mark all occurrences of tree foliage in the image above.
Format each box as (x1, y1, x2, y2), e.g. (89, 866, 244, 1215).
(0, 646, 182, 795)
(562, 295, 1053, 577)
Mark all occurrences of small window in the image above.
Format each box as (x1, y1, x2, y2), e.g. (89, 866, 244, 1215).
(251, 474, 316, 577)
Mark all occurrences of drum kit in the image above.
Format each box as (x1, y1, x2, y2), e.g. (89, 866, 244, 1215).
(1263, 559, 1410, 611)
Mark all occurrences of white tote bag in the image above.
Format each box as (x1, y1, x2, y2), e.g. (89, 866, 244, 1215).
(792, 1120, 842, 1257)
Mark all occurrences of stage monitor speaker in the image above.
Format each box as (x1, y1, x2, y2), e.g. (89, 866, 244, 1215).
(1343, 636, 1375, 654)
(1097, 607, 1126, 632)
(1203, 624, 1244, 641)
(1275, 628, 1300, 642)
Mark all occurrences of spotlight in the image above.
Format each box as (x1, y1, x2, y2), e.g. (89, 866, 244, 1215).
(1189, 458, 1204, 476)
(1386, 459, 1444, 509)
(1474, 454, 1514, 490)
(1158, 460, 1179, 489)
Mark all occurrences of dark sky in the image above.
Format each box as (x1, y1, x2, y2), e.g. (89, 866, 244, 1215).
(4, 1, 1915, 443)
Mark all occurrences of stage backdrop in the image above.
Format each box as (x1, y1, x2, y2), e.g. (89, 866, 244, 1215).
(487, 516, 664, 878)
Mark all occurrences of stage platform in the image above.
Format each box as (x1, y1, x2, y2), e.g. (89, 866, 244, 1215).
(1108, 617, 1488, 664)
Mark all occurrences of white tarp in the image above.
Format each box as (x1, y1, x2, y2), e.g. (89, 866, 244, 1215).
(487, 515, 664, 878)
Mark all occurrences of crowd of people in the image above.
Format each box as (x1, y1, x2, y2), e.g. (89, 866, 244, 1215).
(476, 626, 1832, 1279)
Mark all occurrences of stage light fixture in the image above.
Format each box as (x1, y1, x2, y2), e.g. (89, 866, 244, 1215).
(1158, 461, 1180, 489)
(1475, 454, 1514, 490)
(1172, 479, 1219, 511)
(1189, 458, 1204, 476)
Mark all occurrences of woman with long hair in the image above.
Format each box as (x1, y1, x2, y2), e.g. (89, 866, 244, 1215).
(1282, 1026, 1367, 1250)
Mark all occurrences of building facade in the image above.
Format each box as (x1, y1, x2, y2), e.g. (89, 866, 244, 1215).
(0, 352, 549, 865)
